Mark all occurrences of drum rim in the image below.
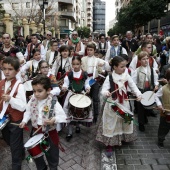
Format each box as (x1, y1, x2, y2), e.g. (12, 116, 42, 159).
(69, 94, 92, 108)
(0, 118, 10, 130)
(24, 134, 44, 149)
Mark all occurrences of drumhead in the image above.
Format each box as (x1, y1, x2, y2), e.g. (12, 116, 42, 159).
(24, 80, 33, 91)
(141, 91, 155, 106)
(24, 134, 43, 148)
(69, 94, 91, 108)
(115, 102, 134, 116)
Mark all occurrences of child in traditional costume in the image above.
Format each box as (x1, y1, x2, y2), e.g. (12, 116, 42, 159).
(96, 56, 142, 157)
(21, 48, 42, 80)
(62, 56, 91, 141)
(132, 51, 159, 132)
(20, 75, 66, 170)
(38, 60, 60, 96)
(81, 43, 109, 123)
(1, 57, 26, 169)
(155, 68, 170, 148)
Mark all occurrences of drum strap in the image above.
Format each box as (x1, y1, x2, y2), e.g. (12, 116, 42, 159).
(109, 73, 115, 99)
(45, 95, 57, 134)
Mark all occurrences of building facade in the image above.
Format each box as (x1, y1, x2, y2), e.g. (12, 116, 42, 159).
(86, 0, 93, 32)
(93, 0, 105, 35)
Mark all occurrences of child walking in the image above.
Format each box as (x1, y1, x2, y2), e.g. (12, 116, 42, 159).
(155, 68, 170, 148)
(132, 51, 159, 132)
(38, 60, 60, 96)
(96, 56, 142, 157)
(20, 75, 67, 170)
(0, 57, 26, 170)
(62, 56, 91, 141)
(21, 48, 42, 80)
(81, 43, 109, 123)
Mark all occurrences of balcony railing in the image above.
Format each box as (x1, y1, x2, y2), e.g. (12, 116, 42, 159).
(58, 0, 74, 5)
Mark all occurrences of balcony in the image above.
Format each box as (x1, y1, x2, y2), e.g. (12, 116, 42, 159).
(87, 10, 92, 16)
(59, 10, 76, 22)
(58, 0, 74, 5)
(87, 0, 92, 3)
(87, 16, 92, 20)
(87, 21, 92, 25)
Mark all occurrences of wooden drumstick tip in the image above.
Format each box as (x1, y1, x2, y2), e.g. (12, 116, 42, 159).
(32, 126, 42, 136)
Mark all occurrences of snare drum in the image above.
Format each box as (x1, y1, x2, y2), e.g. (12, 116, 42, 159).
(69, 94, 92, 120)
(141, 91, 156, 109)
(24, 134, 50, 159)
(0, 115, 9, 130)
(24, 80, 33, 98)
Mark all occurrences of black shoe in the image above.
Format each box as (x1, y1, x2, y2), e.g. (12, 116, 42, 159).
(75, 127, 80, 133)
(22, 149, 26, 160)
(66, 134, 72, 141)
(150, 112, 157, 117)
(139, 124, 145, 132)
(158, 142, 164, 149)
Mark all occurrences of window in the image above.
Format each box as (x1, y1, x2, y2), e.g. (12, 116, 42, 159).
(12, 3, 19, 9)
(60, 19, 66, 26)
(26, 2, 30, 8)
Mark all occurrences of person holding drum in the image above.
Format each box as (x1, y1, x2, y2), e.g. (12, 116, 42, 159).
(132, 51, 159, 132)
(0, 57, 26, 170)
(20, 75, 67, 170)
(0, 53, 5, 80)
(155, 68, 170, 148)
(96, 56, 142, 158)
(62, 56, 91, 141)
(81, 43, 109, 123)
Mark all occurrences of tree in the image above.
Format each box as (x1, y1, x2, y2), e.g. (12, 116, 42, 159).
(76, 26, 90, 38)
(6, 0, 58, 26)
(114, 0, 168, 35)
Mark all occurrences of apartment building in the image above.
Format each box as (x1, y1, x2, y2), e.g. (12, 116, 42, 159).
(93, 0, 105, 34)
(86, 0, 93, 32)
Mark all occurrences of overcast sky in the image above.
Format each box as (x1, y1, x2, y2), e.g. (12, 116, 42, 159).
(104, 0, 116, 25)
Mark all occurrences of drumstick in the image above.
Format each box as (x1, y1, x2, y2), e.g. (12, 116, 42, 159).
(125, 98, 137, 101)
(148, 91, 155, 101)
(32, 126, 42, 136)
(0, 87, 13, 105)
(10, 122, 20, 126)
(110, 86, 123, 95)
(77, 92, 88, 102)
(32, 117, 54, 136)
(153, 107, 170, 112)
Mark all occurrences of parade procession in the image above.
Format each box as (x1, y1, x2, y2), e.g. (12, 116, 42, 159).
(0, 0, 170, 170)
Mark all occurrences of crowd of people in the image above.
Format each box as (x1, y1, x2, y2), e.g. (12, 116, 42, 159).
(0, 29, 170, 170)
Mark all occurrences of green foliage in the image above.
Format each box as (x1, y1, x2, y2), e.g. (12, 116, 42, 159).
(108, 0, 168, 35)
(76, 26, 90, 38)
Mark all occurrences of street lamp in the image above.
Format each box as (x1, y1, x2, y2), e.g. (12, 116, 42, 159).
(38, 0, 48, 35)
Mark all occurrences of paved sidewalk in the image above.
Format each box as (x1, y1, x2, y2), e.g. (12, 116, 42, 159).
(0, 123, 102, 170)
(116, 113, 170, 170)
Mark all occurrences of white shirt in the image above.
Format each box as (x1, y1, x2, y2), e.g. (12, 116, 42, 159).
(21, 59, 41, 74)
(24, 44, 46, 60)
(4, 80, 26, 112)
(101, 71, 142, 98)
(62, 70, 90, 90)
(49, 51, 55, 66)
(155, 87, 163, 106)
(129, 55, 159, 76)
(22, 97, 67, 124)
(132, 66, 159, 86)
